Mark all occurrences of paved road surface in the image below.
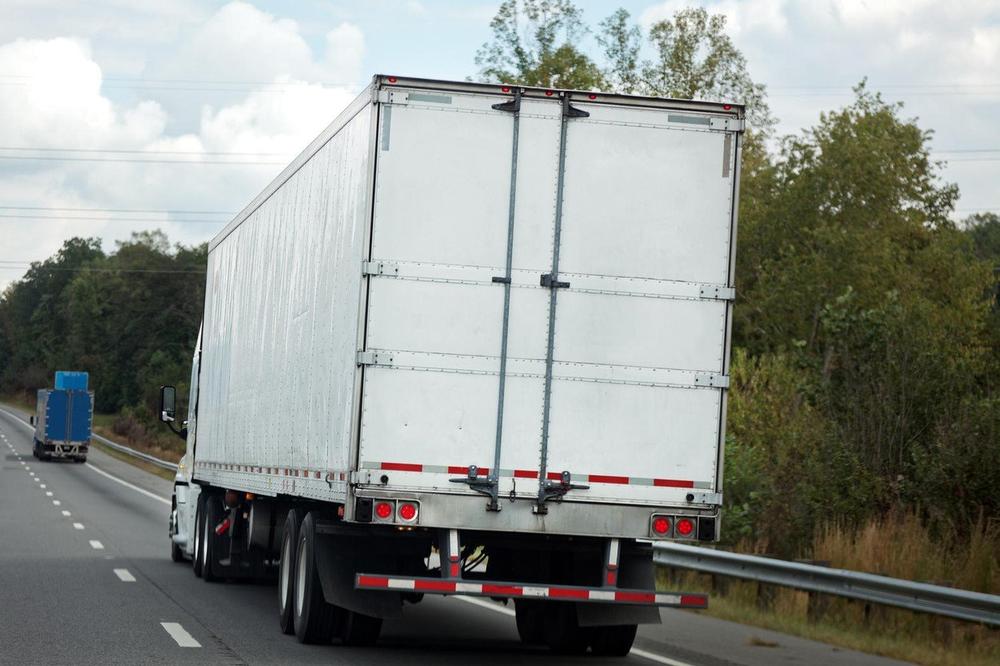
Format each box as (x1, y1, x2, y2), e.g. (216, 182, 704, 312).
(0, 408, 911, 665)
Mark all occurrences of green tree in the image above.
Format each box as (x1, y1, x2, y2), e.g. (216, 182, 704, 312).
(598, 7, 774, 131)
(475, 0, 605, 89)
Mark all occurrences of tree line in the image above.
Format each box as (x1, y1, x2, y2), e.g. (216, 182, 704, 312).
(1, 1, 998, 557)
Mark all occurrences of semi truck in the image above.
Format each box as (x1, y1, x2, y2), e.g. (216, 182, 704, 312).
(160, 75, 744, 655)
(31, 371, 93, 462)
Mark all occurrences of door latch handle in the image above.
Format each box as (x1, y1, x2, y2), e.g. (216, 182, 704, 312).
(539, 273, 570, 289)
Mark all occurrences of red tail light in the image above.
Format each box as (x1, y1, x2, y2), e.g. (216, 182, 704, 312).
(676, 517, 695, 537)
(374, 501, 393, 519)
(651, 516, 671, 536)
(397, 502, 418, 522)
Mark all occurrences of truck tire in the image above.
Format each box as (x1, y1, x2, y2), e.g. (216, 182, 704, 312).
(202, 495, 224, 583)
(514, 600, 545, 645)
(293, 512, 340, 644)
(543, 602, 588, 655)
(278, 508, 304, 635)
(589, 624, 638, 656)
(339, 611, 382, 647)
(192, 496, 205, 577)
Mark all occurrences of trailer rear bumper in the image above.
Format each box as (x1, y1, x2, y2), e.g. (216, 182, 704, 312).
(350, 488, 720, 541)
(41, 441, 89, 458)
(355, 573, 707, 608)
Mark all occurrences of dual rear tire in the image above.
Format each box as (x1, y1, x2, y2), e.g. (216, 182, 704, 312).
(277, 509, 382, 646)
(515, 600, 637, 656)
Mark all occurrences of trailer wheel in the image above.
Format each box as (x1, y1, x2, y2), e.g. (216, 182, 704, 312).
(514, 600, 545, 645)
(202, 495, 224, 583)
(293, 512, 340, 644)
(192, 495, 205, 577)
(589, 624, 638, 657)
(278, 508, 303, 635)
(543, 602, 588, 655)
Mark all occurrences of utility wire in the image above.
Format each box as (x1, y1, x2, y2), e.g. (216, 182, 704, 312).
(0, 214, 226, 224)
(0, 146, 292, 157)
(0, 155, 284, 165)
(0, 206, 234, 214)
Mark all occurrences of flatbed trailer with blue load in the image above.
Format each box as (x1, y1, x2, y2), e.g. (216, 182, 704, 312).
(31, 371, 94, 462)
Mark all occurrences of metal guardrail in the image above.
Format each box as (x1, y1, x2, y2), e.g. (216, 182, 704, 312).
(0, 405, 178, 472)
(654, 542, 1000, 626)
(90, 432, 179, 472)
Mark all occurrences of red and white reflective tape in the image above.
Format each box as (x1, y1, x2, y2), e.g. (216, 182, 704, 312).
(362, 461, 710, 490)
(197, 461, 349, 482)
(356, 574, 707, 608)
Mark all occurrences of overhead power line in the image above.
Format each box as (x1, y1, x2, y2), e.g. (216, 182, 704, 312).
(0, 155, 283, 166)
(0, 265, 206, 275)
(0, 206, 234, 215)
(0, 214, 226, 224)
(0, 146, 292, 157)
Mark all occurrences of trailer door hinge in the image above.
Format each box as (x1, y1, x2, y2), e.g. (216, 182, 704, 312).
(357, 350, 393, 367)
(709, 117, 745, 132)
(362, 261, 399, 277)
(349, 470, 372, 485)
(377, 90, 409, 105)
(699, 285, 735, 301)
(694, 373, 730, 389)
(688, 491, 722, 505)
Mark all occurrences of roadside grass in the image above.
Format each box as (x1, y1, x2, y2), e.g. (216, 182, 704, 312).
(1, 392, 180, 481)
(657, 514, 1000, 666)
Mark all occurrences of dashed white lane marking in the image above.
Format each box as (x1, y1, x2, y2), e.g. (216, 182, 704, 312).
(45, 491, 53, 497)
(84, 463, 170, 506)
(52, 500, 61, 506)
(455, 596, 514, 617)
(40, 484, 46, 488)
(113, 568, 136, 582)
(61, 510, 71, 517)
(628, 649, 696, 666)
(33, 478, 40, 483)
(73, 523, 85, 530)
(160, 622, 201, 648)
(453, 597, 695, 666)
(88, 540, 104, 550)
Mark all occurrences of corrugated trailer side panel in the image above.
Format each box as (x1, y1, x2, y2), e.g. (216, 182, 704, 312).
(194, 93, 375, 502)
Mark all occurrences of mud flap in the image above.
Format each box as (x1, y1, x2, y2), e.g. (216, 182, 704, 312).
(577, 545, 661, 627)
(313, 530, 404, 619)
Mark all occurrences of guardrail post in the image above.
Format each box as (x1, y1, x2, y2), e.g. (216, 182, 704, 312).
(711, 572, 729, 596)
(799, 559, 830, 623)
(755, 554, 777, 611)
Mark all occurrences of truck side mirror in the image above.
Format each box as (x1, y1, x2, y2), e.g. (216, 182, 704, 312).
(159, 385, 177, 423)
(29, 415, 35, 426)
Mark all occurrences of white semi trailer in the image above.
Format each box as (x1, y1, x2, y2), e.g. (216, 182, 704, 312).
(160, 75, 744, 655)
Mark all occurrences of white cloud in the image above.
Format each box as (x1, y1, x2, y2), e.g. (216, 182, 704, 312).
(161, 1, 364, 86)
(640, 0, 790, 36)
(0, 2, 366, 291)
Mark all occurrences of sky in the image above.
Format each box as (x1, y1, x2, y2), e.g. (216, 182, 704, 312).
(1, 0, 998, 291)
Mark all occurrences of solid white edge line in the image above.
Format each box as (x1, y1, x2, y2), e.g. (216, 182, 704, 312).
(85, 463, 171, 506)
(454, 596, 515, 617)
(113, 568, 136, 582)
(160, 622, 201, 648)
(0, 408, 169, 507)
(629, 648, 696, 666)
(452, 597, 695, 666)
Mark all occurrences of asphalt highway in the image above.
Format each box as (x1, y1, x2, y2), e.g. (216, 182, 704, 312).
(0, 408, 911, 665)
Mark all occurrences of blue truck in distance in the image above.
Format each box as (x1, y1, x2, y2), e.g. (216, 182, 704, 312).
(31, 371, 94, 462)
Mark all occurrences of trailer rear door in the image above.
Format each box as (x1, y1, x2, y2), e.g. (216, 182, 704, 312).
(358, 85, 739, 509)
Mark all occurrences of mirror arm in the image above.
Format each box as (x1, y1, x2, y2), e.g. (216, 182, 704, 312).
(165, 419, 187, 440)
